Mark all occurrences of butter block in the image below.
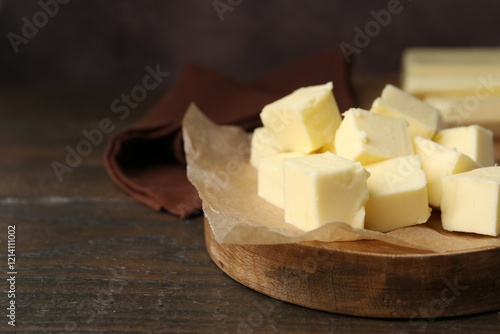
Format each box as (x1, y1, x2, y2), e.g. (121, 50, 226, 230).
(257, 152, 305, 208)
(441, 167, 500, 236)
(250, 127, 282, 168)
(260, 82, 342, 153)
(413, 136, 479, 207)
(335, 108, 413, 165)
(371, 84, 439, 139)
(425, 95, 500, 136)
(364, 155, 431, 232)
(283, 152, 369, 231)
(403, 47, 500, 96)
(433, 125, 495, 167)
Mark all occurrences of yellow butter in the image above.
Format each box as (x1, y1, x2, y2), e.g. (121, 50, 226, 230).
(364, 155, 431, 232)
(283, 152, 369, 231)
(402, 47, 500, 96)
(335, 108, 413, 165)
(371, 84, 439, 139)
(441, 167, 500, 236)
(413, 136, 479, 207)
(260, 82, 341, 154)
(433, 125, 495, 167)
(257, 152, 306, 209)
(250, 127, 282, 168)
(425, 95, 500, 136)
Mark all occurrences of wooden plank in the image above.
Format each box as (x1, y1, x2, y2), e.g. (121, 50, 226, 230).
(0, 82, 499, 332)
(2, 209, 498, 333)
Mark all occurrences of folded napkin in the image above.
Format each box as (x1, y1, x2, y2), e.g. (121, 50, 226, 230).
(104, 50, 355, 218)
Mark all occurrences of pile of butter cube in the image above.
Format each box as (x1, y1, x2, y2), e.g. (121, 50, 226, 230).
(251, 81, 499, 237)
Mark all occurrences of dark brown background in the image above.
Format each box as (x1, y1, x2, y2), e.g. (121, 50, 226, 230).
(1, 0, 499, 91)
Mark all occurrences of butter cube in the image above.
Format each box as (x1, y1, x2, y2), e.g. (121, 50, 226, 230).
(364, 155, 431, 232)
(413, 136, 479, 207)
(441, 167, 500, 236)
(433, 125, 495, 167)
(335, 108, 414, 165)
(371, 84, 439, 139)
(260, 82, 342, 153)
(283, 152, 369, 231)
(250, 127, 282, 168)
(257, 152, 305, 208)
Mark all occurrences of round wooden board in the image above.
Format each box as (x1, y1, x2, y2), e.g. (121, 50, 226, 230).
(204, 217, 500, 318)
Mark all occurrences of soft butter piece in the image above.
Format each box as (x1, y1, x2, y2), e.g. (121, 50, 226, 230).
(413, 136, 479, 207)
(283, 152, 369, 231)
(260, 82, 342, 154)
(257, 152, 305, 208)
(433, 125, 495, 167)
(441, 167, 500, 236)
(364, 155, 431, 232)
(371, 84, 439, 139)
(335, 108, 413, 165)
(250, 127, 282, 168)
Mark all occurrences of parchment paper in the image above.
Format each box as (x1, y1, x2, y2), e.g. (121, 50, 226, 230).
(183, 103, 500, 253)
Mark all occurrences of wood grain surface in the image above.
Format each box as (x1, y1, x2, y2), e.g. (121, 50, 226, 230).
(1, 78, 500, 333)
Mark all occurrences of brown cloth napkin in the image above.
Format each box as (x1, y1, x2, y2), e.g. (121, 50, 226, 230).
(104, 50, 355, 218)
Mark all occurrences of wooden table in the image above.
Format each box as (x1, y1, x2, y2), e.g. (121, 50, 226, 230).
(1, 77, 499, 333)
